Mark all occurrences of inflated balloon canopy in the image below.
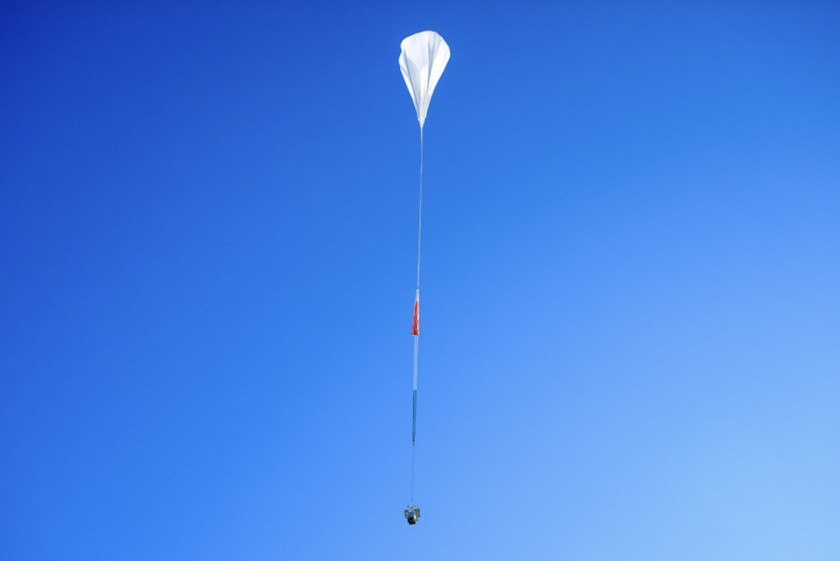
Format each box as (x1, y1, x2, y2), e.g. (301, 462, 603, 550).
(399, 31, 451, 129)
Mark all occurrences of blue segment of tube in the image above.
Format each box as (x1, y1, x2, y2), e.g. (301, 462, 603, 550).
(412, 389, 417, 444)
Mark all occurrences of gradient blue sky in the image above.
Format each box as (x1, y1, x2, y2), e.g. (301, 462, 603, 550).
(2, 2, 839, 560)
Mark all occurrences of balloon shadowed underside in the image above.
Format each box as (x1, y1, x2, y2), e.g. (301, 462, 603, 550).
(399, 31, 450, 129)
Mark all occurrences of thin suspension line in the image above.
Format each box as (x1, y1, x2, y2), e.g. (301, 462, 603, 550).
(410, 425, 416, 502)
(410, 125, 424, 504)
(416, 126, 423, 290)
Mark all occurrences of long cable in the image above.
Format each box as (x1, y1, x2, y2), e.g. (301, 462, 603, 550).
(416, 126, 423, 289)
(410, 125, 424, 504)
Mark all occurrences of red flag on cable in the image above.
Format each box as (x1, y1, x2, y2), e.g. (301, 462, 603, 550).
(412, 292, 420, 336)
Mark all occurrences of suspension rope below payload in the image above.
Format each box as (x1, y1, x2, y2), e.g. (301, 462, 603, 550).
(410, 125, 423, 505)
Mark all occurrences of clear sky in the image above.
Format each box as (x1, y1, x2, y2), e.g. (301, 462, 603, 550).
(2, 2, 839, 560)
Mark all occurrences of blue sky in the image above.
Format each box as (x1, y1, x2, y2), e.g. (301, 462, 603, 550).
(2, 2, 839, 559)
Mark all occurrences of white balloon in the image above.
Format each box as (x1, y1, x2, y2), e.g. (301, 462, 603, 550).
(399, 31, 450, 129)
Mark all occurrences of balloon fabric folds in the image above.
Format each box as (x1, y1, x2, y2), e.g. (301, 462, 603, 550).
(399, 31, 450, 130)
